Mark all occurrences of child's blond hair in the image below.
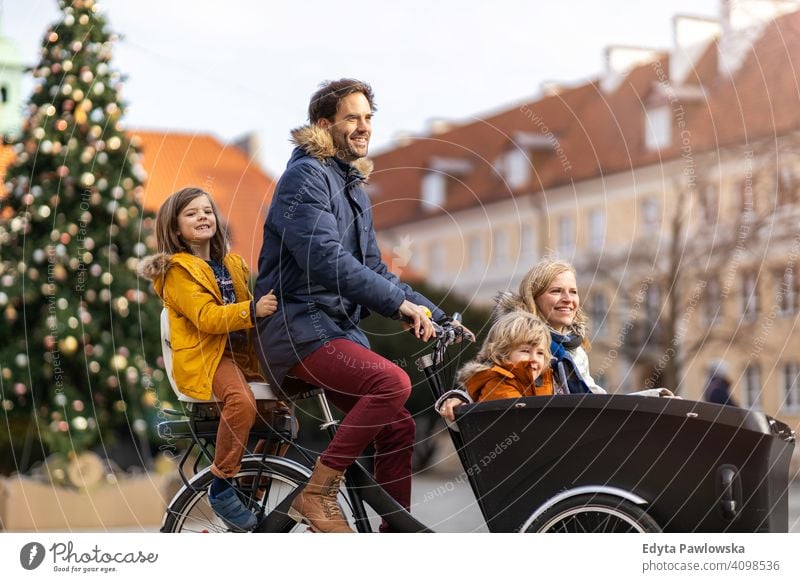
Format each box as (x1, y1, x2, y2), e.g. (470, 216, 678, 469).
(457, 311, 551, 384)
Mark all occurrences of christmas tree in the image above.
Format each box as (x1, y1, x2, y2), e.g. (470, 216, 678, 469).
(0, 0, 168, 476)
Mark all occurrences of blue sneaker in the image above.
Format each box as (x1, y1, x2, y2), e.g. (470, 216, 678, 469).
(207, 486, 258, 531)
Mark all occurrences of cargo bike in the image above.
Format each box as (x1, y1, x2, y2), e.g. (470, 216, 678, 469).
(157, 310, 795, 533)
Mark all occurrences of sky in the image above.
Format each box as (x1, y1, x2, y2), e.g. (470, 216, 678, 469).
(2, 0, 723, 175)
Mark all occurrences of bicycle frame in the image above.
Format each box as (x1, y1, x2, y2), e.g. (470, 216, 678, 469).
(161, 319, 469, 533)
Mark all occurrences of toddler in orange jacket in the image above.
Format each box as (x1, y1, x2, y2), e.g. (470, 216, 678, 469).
(437, 311, 552, 423)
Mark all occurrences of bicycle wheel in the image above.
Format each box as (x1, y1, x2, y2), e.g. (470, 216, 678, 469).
(525, 494, 662, 533)
(161, 456, 355, 533)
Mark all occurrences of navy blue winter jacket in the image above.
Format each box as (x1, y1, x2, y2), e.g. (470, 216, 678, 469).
(255, 125, 445, 387)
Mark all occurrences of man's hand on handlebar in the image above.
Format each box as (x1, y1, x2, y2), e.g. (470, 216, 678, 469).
(398, 300, 436, 341)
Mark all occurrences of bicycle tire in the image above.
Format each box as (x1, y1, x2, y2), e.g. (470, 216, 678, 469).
(161, 456, 354, 533)
(525, 493, 662, 533)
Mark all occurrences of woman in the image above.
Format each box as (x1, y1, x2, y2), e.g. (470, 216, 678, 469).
(510, 258, 605, 395)
(439, 258, 674, 423)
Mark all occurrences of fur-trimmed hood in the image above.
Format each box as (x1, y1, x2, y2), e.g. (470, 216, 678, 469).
(492, 290, 528, 320)
(137, 252, 171, 282)
(290, 124, 373, 179)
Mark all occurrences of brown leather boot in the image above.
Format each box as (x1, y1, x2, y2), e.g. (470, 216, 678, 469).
(288, 459, 354, 533)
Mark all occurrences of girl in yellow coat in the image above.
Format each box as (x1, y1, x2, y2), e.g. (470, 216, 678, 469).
(139, 187, 277, 531)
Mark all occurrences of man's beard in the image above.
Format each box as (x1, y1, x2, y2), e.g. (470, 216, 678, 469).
(332, 129, 368, 161)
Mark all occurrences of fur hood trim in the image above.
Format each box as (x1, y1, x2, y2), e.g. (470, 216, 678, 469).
(290, 124, 373, 179)
(492, 290, 528, 320)
(137, 252, 171, 281)
(457, 360, 492, 385)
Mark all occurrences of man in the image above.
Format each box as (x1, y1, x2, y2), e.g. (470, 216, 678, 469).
(255, 79, 447, 533)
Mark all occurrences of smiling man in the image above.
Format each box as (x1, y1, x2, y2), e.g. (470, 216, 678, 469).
(255, 79, 446, 533)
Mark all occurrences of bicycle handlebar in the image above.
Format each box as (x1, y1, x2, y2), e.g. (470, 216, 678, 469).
(399, 311, 475, 348)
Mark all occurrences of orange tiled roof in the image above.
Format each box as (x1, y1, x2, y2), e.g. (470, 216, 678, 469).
(369, 82, 598, 230)
(131, 130, 275, 270)
(0, 133, 275, 270)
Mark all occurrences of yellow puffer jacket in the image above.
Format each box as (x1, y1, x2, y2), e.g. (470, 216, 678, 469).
(138, 251, 260, 400)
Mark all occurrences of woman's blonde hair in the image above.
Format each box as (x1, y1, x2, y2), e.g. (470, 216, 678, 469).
(154, 187, 229, 262)
(518, 258, 588, 339)
(457, 311, 551, 383)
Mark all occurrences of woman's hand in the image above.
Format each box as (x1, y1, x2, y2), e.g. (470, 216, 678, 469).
(438, 397, 463, 423)
(398, 300, 436, 341)
(255, 289, 278, 318)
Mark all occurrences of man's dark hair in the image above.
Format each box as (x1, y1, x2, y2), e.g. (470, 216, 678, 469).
(308, 79, 376, 124)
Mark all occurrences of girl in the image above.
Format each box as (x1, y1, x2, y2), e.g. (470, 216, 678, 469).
(139, 187, 277, 531)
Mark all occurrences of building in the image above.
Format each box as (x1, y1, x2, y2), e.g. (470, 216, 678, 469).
(131, 130, 275, 269)
(368, 1, 800, 431)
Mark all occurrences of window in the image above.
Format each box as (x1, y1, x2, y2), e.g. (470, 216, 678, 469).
(778, 162, 797, 206)
(704, 277, 722, 326)
(777, 267, 798, 317)
(741, 271, 759, 322)
(520, 224, 535, 260)
(743, 364, 761, 409)
(492, 229, 508, 265)
(740, 177, 755, 217)
(468, 234, 484, 270)
(1, 86, 7, 104)
(429, 243, 444, 274)
(645, 282, 661, 326)
(702, 182, 719, 225)
(409, 242, 425, 271)
(588, 209, 605, 248)
(500, 149, 531, 190)
(558, 215, 574, 257)
(781, 362, 800, 413)
(589, 292, 608, 339)
(641, 198, 660, 227)
(644, 105, 672, 151)
(421, 172, 446, 211)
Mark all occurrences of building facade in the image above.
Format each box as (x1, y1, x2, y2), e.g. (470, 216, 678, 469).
(369, 3, 800, 431)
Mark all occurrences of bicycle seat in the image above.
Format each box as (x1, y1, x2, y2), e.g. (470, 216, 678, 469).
(160, 308, 278, 404)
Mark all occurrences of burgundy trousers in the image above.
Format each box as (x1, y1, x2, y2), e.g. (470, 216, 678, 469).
(290, 338, 416, 511)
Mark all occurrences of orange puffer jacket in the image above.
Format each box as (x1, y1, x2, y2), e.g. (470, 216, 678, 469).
(464, 361, 554, 402)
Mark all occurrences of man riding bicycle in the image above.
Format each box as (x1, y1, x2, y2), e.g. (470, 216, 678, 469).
(255, 79, 449, 532)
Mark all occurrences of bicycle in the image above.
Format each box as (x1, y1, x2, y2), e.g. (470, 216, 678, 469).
(158, 309, 795, 533)
(158, 309, 474, 533)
